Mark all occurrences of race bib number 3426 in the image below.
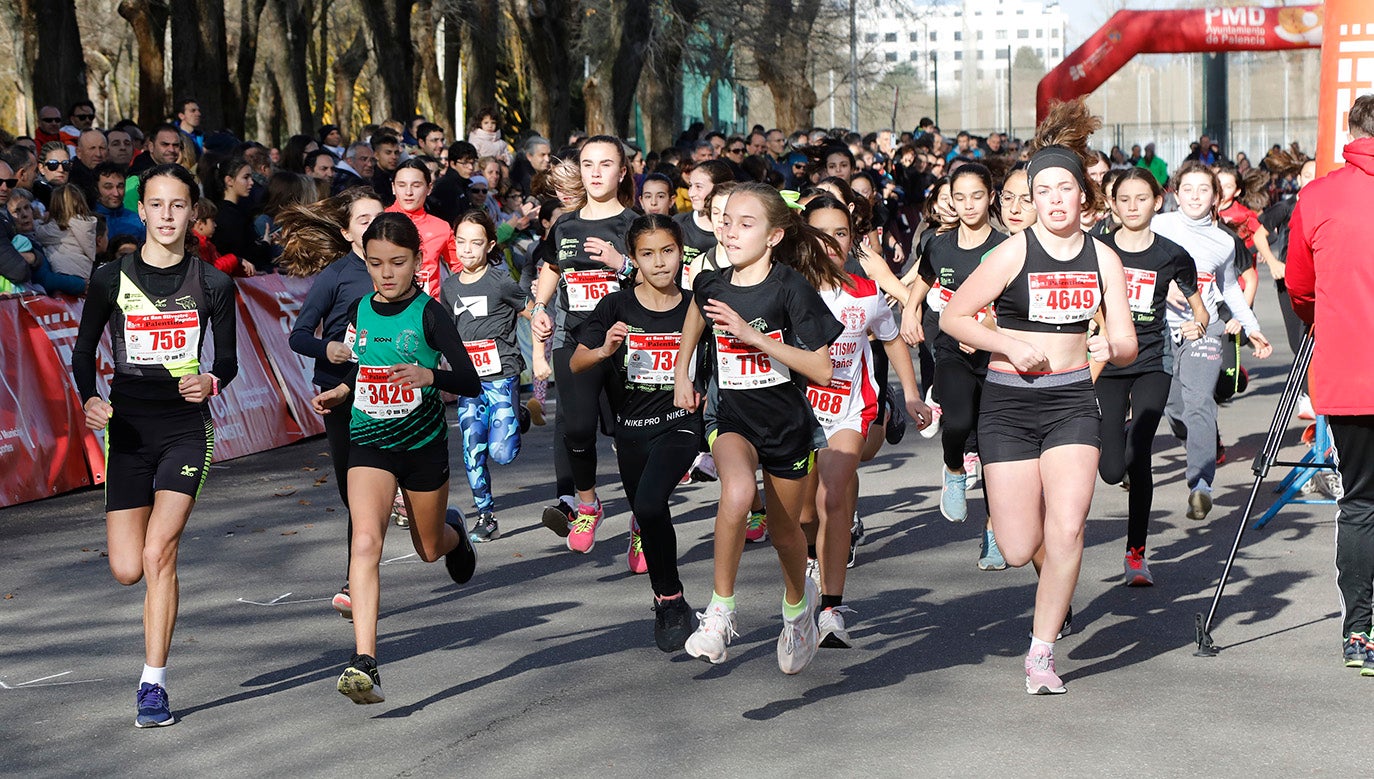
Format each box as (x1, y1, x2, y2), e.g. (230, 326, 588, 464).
(354, 365, 420, 419)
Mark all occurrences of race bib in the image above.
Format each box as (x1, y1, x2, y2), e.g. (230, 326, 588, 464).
(1123, 268, 1158, 315)
(1197, 272, 1218, 306)
(1027, 272, 1100, 324)
(354, 365, 419, 419)
(565, 269, 619, 312)
(927, 283, 948, 313)
(343, 323, 359, 362)
(806, 379, 852, 426)
(464, 339, 501, 377)
(715, 330, 786, 389)
(124, 310, 200, 365)
(626, 333, 679, 386)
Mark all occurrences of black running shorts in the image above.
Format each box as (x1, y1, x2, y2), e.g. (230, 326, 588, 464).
(104, 401, 214, 512)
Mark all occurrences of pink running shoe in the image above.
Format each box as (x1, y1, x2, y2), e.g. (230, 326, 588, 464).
(567, 501, 604, 554)
(627, 516, 647, 574)
(745, 510, 768, 543)
(1025, 646, 1067, 694)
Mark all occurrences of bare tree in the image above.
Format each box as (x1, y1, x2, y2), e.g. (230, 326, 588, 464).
(506, 0, 579, 144)
(331, 29, 369, 141)
(358, 0, 415, 122)
(580, 0, 654, 138)
(117, 0, 169, 126)
(260, 0, 314, 138)
(458, 0, 498, 129)
(170, 0, 235, 132)
(231, 0, 270, 129)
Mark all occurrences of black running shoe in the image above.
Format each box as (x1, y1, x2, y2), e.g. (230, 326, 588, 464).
(653, 595, 694, 652)
(541, 499, 574, 538)
(517, 403, 531, 434)
(337, 653, 384, 704)
(885, 394, 907, 445)
(444, 508, 477, 584)
(469, 511, 500, 543)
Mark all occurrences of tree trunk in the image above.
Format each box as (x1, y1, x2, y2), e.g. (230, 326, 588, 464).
(459, 0, 497, 128)
(170, 0, 235, 133)
(637, 0, 699, 152)
(32, 0, 87, 112)
(331, 29, 369, 142)
(1, 1, 38, 131)
(357, 0, 415, 123)
(439, 3, 461, 133)
(309, 0, 330, 126)
(231, 0, 268, 130)
(583, 0, 653, 138)
(507, 0, 576, 144)
(262, 0, 313, 136)
(413, 0, 447, 126)
(118, 0, 169, 127)
(751, 0, 821, 132)
(255, 67, 282, 146)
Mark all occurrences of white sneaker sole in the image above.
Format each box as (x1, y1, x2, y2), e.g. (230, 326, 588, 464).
(685, 637, 728, 664)
(1026, 678, 1067, 695)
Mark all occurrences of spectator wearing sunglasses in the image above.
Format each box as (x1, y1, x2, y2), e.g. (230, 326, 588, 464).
(35, 105, 64, 147)
(60, 99, 97, 151)
(36, 141, 72, 209)
(721, 136, 751, 182)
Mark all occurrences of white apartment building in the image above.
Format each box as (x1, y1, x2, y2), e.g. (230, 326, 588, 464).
(858, 0, 1069, 90)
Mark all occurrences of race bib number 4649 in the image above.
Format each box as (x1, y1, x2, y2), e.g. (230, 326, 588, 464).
(1027, 272, 1100, 324)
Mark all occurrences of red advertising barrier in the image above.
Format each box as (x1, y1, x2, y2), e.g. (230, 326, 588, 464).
(1038, 5, 1323, 121)
(1315, 0, 1374, 174)
(19, 294, 112, 484)
(202, 296, 305, 461)
(0, 298, 93, 506)
(235, 275, 325, 437)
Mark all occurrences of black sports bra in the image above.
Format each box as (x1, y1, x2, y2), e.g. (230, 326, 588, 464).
(995, 228, 1104, 334)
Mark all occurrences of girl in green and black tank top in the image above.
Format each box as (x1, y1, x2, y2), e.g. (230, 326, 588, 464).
(310, 212, 482, 707)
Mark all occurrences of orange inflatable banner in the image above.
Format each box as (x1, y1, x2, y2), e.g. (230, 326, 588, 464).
(1039, 5, 1323, 121)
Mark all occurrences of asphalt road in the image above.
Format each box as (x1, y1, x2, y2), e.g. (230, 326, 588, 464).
(0, 293, 1362, 777)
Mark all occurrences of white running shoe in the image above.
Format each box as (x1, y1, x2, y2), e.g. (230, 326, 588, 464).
(963, 452, 980, 490)
(805, 557, 822, 593)
(685, 602, 738, 664)
(778, 576, 820, 674)
(818, 605, 855, 649)
(919, 388, 942, 439)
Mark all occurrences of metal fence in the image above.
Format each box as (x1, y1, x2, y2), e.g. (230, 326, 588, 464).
(1092, 118, 1317, 168)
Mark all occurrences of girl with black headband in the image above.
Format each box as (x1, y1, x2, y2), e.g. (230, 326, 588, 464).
(940, 99, 1138, 695)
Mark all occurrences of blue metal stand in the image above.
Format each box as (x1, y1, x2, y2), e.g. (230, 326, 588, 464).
(1251, 415, 1337, 529)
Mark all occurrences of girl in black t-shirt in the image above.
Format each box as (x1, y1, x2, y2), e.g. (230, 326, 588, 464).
(673, 182, 844, 675)
(676, 159, 732, 290)
(530, 136, 638, 554)
(572, 215, 703, 652)
(1098, 168, 1208, 587)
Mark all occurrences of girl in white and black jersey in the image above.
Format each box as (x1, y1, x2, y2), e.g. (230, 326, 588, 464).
(571, 214, 704, 652)
(1097, 167, 1209, 586)
(800, 195, 931, 648)
(941, 99, 1138, 695)
(530, 136, 638, 553)
(673, 182, 844, 674)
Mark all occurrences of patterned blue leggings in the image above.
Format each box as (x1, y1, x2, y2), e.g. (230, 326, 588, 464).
(456, 376, 522, 512)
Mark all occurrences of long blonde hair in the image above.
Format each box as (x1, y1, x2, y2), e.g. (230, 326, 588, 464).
(49, 184, 92, 230)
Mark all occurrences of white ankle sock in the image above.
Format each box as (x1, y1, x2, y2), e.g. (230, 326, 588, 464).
(1029, 637, 1054, 655)
(140, 665, 166, 687)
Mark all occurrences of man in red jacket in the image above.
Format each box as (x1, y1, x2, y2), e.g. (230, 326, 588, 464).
(1286, 93, 1374, 675)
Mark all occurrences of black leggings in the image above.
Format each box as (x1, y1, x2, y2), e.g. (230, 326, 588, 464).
(616, 428, 699, 597)
(1274, 279, 1309, 357)
(1095, 371, 1172, 552)
(934, 350, 984, 472)
(552, 345, 616, 495)
(323, 397, 353, 581)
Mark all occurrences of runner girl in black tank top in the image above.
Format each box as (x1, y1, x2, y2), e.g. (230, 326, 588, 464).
(1098, 168, 1209, 587)
(941, 100, 1137, 696)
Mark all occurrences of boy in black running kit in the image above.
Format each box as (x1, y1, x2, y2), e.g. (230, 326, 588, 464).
(71, 164, 238, 728)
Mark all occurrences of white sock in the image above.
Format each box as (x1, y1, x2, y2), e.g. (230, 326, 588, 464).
(1029, 636, 1054, 655)
(140, 665, 166, 688)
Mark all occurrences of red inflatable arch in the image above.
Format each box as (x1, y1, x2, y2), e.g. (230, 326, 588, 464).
(1037, 5, 1324, 122)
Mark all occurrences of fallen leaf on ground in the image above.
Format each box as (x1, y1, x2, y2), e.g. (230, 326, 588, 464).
(281, 530, 298, 536)
(273, 489, 297, 497)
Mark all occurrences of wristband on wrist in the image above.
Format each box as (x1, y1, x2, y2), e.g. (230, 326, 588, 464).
(208, 374, 220, 396)
(532, 301, 547, 314)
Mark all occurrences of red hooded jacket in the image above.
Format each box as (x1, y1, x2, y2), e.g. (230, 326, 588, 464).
(1286, 136, 1374, 416)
